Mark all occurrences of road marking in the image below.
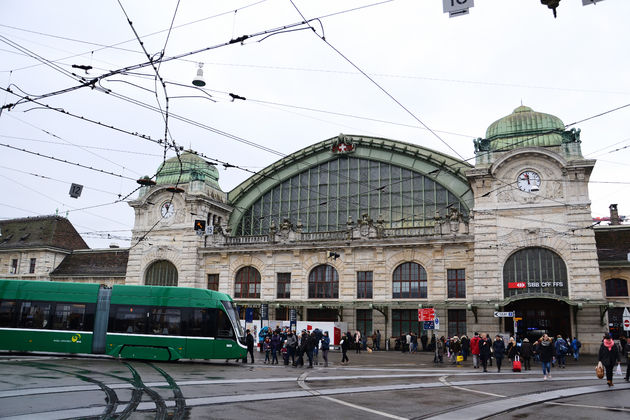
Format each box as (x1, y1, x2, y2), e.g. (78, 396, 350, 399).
(297, 371, 408, 420)
(545, 401, 630, 412)
(438, 375, 505, 398)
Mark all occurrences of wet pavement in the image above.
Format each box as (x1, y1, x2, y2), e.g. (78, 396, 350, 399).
(0, 350, 628, 419)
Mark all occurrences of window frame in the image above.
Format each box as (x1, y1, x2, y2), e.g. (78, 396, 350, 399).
(447, 269, 466, 298)
(357, 271, 373, 299)
(234, 266, 261, 299)
(605, 278, 628, 297)
(392, 262, 427, 299)
(308, 264, 339, 299)
(276, 272, 291, 299)
(207, 273, 219, 291)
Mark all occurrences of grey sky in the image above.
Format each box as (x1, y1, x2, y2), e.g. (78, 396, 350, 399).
(1, 0, 629, 248)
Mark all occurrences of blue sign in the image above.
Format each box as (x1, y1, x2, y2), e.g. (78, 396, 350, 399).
(423, 321, 435, 330)
(289, 308, 297, 332)
(245, 307, 254, 323)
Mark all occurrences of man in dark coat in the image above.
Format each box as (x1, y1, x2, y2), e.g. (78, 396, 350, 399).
(520, 338, 533, 371)
(421, 333, 428, 352)
(492, 335, 506, 372)
(479, 333, 492, 372)
(245, 329, 255, 363)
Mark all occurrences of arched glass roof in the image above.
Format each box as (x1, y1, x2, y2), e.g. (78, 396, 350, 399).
(228, 135, 473, 235)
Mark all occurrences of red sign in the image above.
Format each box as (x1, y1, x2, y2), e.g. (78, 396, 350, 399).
(624, 319, 630, 329)
(508, 282, 526, 289)
(418, 308, 435, 321)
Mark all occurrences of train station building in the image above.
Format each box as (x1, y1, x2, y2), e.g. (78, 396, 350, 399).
(3, 105, 629, 352)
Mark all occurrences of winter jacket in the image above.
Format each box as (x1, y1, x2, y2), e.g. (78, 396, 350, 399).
(321, 336, 330, 351)
(285, 334, 297, 349)
(538, 340, 554, 363)
(492, 339, 506, 359)
(470, 336, 481, 355)
(479, 338, 492, 358)
(598, 341, 621, 367)
(520, 342, 532, 358)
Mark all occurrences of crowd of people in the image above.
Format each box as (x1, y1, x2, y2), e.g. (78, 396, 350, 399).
(243, 326, 630, 386)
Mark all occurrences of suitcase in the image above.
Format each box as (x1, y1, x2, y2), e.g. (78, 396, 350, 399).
(512, 355, 522, 372)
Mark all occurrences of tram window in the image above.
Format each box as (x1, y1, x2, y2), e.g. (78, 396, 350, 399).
(53, 304, 87, 331)
(185, 308, 217, 337)
(109, 305, 149, 334)
(18, 301, 52, 329)
(216, 310, 234, 338)
(0, 300, 18, 327)
(150, 307, 181, 335)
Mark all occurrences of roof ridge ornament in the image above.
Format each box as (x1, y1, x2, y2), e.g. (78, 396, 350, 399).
(332, 134, 356, 154)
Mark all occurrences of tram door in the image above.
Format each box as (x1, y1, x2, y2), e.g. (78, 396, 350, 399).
(506, 299, 571, 342)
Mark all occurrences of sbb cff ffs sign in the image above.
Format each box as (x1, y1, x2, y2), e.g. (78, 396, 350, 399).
(508, 282, 526, 289)
(418, 308, 435, 321)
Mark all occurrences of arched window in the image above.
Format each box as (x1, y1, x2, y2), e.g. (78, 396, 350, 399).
(234, 266, 261, 298)
(308, 265, 339, 299)
(145, 260, 178, 286)
(605, 278, 628, 297)
(503, 247, 568, 297)
(392, 262, 427, 298)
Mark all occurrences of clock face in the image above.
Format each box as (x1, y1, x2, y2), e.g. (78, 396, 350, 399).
(517, 171, 541, 192)
(160, 201, 175, 218)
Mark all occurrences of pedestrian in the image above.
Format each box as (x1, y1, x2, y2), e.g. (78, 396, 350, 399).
(286, 331, 297, 366)
(554, 334, 568, 368)
(506, 337, 518, 362)
(305, 330, 316, 368)
(271, 330, 281, 364)
(571, 336, 582, 361)
(245, 329, 255, 364)
(375, 330, 381, 351)
(450, 336, 461, 364)
(520, 338, 532, 370)
(539, 334, 554, 380)
(355, 330, 362, 354)
(263, 336, 271, 364)
(341, 333, 350, 365)
(598, 333, 621, 387)
(436, 336, 445, 363)
(411, 332, 418, 354)
(406, 331, 412, 353)
(461, 335, 470, 361)
(321, 331, 330, 367)
(492, 335, 506, 372)
(470, 332, 481, 369)
(479, 333, 492, 372)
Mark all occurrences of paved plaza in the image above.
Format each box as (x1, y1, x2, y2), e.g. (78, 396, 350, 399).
(1, 349, 628, 419)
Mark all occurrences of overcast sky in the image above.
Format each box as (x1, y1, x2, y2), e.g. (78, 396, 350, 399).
(1, 0, 629, 249)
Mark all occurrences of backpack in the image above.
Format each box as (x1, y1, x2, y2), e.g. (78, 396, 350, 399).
(558, 340, 568, 354)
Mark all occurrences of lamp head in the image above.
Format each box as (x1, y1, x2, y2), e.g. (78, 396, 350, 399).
(192, 62, 206, 87)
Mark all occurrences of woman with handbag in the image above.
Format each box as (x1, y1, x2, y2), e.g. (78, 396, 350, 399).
(598, 333, 621, 387)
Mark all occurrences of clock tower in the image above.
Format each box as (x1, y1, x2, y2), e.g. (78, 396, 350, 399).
(126, 151, 231, 288)
(466, 105, 606, 346)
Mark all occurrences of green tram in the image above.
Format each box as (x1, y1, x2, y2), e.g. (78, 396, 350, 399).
(0, 279, 247, 361)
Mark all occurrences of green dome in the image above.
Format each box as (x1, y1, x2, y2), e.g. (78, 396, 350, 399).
(155, 151, 221, 189)
(485, 105, 565, 151)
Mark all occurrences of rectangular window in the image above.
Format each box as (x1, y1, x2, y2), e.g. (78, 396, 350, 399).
(18, 301, 52, 329)
(150, 307, 181, 335)
(0, 300, 18, 327)
(357, 271, 373, 299)
(277, 273, 291, 299)
(207, 274, 219, 291)
(53, 303, 87, 331)
(29, 258, 36, 274)
(447, 269, 466, 298)
(356, 309, 373, 337)
(10, 259, 18, 274)
(108, 305, 149, 334)
(448, 309, 467, 338)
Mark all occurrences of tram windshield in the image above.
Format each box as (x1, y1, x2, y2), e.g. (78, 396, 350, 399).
(221, 300, 245, 339)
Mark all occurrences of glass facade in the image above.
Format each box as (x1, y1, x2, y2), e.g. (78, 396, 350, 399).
(503, 247, 568, 297)
(236, 156, 467, 235)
